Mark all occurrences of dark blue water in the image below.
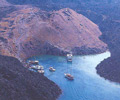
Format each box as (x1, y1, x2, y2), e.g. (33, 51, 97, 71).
(28, 52, 120, 100)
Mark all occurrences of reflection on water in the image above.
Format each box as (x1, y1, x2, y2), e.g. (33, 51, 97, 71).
(28, 52, 120, 100)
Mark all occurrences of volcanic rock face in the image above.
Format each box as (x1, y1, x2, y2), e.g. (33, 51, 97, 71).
(0, 6, 107, 60)
(0, 55, 61, 100)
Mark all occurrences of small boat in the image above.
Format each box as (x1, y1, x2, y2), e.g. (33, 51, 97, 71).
(36, 65, 44, 70)
(29, 60, 39, 65)
(31, 65, 44, 70)
(30, 65, 36, 69)
(49, 67, 56, 72)
(67, 53, 73, 62)
(64, 73, 74, 80)
(37, 66, 44, 74)
(38, 70, 44, 74)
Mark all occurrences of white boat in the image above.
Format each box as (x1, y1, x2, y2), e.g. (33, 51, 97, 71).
(49, 67, 56, 72)
(29, 60, 39, 65)
(67, 53, 73, 62)
(36, 65, 44, 70)
(31, 65, 44, 70)
(38, 70, 44, 74)
(64, 73, 74, 80)
(30, 65, 36, 69)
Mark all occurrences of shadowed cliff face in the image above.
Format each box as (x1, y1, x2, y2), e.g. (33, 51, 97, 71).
(96, 21, 120, 83)
(0, 55, 61, 100)
(0, 6, 107, 60)
(94, 1, 120, 83)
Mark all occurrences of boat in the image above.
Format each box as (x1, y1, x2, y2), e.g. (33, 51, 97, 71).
(37, 65, 44, 74)
(31, 65, 44, 70)
(29, 60, 39, 65)
(67, 53, 73, 62)
(64, 73, 74, 80)
(38, 70, 44, 74)
(49, 67, 56, 72)
(30, 65, 36, 69)
(36, 65, 44, 70)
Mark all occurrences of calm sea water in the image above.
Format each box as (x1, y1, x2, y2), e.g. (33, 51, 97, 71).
(28, 52, 120, 100)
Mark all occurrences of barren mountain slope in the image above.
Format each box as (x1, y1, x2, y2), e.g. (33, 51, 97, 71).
(0, 6, 107, 60)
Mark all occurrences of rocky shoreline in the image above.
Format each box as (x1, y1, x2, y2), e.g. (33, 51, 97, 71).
(1, 0, 120, 99)
(0, 1, 109, 99)
(96, 51, 120, 84)
(0, 55, 61, 100)
(96, 15, 120, 84)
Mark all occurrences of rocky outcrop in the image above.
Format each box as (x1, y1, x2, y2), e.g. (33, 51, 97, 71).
(0, 54, 61, 100)
(0, 6, 107, 60)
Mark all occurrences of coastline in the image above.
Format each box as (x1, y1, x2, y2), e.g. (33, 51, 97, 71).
(0, 55, 62, 100)
(96, 47, 120, 84)
(96, 56, 120, 84)
(31, 51, 115, 100)
(23, 48, 108, 63)
(0, 0, 120, 100)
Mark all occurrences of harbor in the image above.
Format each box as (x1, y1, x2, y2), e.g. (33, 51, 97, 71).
(27, 53, 74, 80)
(27, 51, 120, 100)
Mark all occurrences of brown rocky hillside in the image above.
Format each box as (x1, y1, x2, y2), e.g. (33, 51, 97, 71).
(0, 5, 107, 60)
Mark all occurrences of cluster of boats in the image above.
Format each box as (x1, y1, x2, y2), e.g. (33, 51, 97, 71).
(28, 64, 56, 74)
(28, 53, 74, 80)
(28, 60, 56, 74)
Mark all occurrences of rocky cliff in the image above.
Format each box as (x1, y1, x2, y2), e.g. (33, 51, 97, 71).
(0, 4, 107, 60)
(0, 2, 62, 100)
(1, 0, 120, 97)
(0, 54, 61, 100)
(96, 20, 120, 83)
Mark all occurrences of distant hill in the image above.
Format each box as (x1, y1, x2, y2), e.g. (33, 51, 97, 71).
(6, 0, 120, 4)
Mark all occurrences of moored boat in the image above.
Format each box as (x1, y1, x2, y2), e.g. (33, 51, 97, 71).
(38, 70, 44, 74)
(49, 67, 56, 72)
(67, 53, 73, 62)
(37, 65, 44, 70)
(64, 73, 74, 80)
(30, 65, 44, 70)
(29, 60, 39, 65)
